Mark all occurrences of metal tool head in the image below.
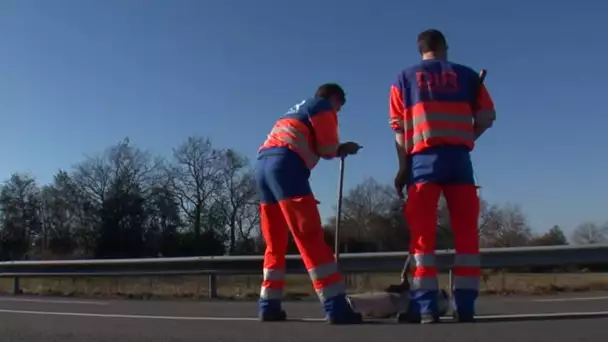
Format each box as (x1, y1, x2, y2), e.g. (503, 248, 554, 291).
(347, 288, 450, 319)
(347, 291, 408, 319)
(479, 69, 487, 82)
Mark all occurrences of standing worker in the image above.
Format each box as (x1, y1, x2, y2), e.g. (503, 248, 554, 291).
(255, 83, 363, 324)
(388, 29, 496, 324)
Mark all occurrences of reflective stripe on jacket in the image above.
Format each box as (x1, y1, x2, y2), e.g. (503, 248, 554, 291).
(259, 97, 340, 169)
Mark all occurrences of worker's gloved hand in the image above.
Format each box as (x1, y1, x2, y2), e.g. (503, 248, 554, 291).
(337, 142, 362, 157)
(394, 168, 408, 200)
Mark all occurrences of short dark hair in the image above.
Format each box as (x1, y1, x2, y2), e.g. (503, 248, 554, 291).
(315, 83, 346, 105)
(417, 29, 447, 54)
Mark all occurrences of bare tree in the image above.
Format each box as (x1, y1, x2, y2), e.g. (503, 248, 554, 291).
(0, 131, 587, 260)
(571, 222, 607, 245)
(339, 177, 395, 242)
(478, 199, 493, 234)
(73, 138, 163, 204)
(0, 173, 42, 260)
(323, 177, 405, 252)
(70, 138, 164, 257)
(529, 225, 568, 246)
(215, 149, 258, 254)
(39, 170, 83, 257)
(144, 172, 183, 257)
(72, 155, 111, 207)
(170, 136, 224, 237)
(237, 200, 260, 241)
(479, 203, 532, 247)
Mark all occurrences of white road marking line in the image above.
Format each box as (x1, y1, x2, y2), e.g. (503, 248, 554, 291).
(0, 309, 325, 322)
(0, 298, 108, 305)
(0, 308, 607, 322)
(532, 296, 608, 303)
(472, 311, 608, 320)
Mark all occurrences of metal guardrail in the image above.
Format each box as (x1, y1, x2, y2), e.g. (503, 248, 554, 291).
(0, 244, 606, 298)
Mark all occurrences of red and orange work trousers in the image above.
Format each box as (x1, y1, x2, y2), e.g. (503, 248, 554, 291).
(255, 147, 353, 318)
(405, 145, 481, 320)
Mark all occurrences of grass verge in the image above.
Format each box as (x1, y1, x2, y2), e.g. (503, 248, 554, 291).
(1, 272, 608, 301)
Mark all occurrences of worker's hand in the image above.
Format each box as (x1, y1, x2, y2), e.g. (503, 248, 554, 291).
(394, 168, 408, 200)
(337, 142, 362, 157)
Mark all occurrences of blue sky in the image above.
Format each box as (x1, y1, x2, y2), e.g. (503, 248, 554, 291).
(1, 0, 606, 235)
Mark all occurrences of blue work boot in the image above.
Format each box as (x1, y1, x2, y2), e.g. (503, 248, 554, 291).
(451, 289, 477, 323)
(398, 289, 440, 324)
(397, 290, 449, 324)
(259, 299, 287, 322)
(323, 294, 363, 325)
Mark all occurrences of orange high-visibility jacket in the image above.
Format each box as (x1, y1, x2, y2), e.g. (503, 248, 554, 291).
(259, 97, 340, 169)
(389, 60, 496, 155)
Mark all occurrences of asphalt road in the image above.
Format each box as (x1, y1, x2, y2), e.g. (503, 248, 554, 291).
(0, 292, 608, 341)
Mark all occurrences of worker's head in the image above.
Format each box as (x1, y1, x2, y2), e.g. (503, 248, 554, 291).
(315, 83, 346, 112)
(417, 29, 448, 60)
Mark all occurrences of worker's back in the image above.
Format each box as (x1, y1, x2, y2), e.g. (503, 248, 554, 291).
(391, 59, 487, 185)
(396, 29, 492, 324)
(258, 97, 340, 170)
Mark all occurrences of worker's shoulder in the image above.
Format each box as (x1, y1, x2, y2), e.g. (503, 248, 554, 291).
(284, 97, 333, 116)
(303, 97, 334, 114)
(391, 65, 417, 88)
(394, 64, 420, 79)
(393, 61, 478, 84)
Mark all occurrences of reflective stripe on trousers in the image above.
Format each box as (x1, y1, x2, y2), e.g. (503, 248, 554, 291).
(453, 253, 480, 291)
(308, 261, 345, 302)
(411, 253, 439, 291)
(260, 268, 285, 300)
(410, 252, 480, 291)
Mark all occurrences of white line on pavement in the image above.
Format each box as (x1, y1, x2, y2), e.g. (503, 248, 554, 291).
(472, 311, 608, 320)
(0, 298, 108, 305)
(0, 309, 324, 322)
(532, 296, 608, 303)
(0, 308, 608, 322)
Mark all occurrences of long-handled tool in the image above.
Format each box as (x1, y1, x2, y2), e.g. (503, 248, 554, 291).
(478, 69, 487, 86)
(472, 68, 487, 198)
(334, 156, 346, 265)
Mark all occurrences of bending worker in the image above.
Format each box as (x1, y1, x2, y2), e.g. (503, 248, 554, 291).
(255, 83, 362, 324)
(389, 29, 496, 324)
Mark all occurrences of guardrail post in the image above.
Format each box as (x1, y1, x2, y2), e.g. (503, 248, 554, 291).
(208, 275, 218, 299)
(13, 277, 21, 295)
